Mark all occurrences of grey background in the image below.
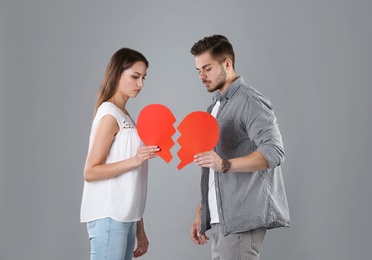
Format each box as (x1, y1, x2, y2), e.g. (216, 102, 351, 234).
(1, 0, 371, 259)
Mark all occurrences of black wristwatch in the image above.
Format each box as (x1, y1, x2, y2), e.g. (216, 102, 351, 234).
(221, 159, 231, 173)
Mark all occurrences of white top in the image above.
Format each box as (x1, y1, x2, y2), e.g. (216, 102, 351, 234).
(80, 102, 148, 223)
(209, 101, 220, 224)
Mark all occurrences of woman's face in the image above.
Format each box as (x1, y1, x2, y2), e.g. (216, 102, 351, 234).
(117, 61, 147, 98)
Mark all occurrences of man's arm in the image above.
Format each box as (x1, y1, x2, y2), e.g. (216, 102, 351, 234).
(194, 150, 268, 173)
(190, 203, 209, 245)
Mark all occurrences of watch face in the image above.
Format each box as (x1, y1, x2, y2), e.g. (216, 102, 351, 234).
(222, 159, 230, 173)
(223, 160, 228, 168)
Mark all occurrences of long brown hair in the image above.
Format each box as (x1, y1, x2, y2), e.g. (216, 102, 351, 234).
(94, 48, 149, 115)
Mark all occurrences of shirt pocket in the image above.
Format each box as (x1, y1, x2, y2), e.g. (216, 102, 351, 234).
(218, 118, 237, 149)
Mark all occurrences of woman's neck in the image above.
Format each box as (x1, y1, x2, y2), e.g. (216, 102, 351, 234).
(107, 95, 129, 115)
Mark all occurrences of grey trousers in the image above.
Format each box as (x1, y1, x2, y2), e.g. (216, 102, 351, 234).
(210, 224, 267, 260)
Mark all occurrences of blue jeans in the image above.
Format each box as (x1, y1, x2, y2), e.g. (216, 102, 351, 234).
(87, 218, 136, 260)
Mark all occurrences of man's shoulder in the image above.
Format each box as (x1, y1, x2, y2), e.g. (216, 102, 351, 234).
(234, 83, 263, 101)
(234, 84, 273, 110)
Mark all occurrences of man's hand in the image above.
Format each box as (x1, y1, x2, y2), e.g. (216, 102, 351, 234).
(190, 204, 209, 245)
(194, 150, 222, 172)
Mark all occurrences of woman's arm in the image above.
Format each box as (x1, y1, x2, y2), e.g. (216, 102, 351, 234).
(83, 115, 158, 182)
(133, 218, 149, 258)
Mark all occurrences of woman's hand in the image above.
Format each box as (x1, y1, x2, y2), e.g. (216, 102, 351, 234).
(133, 219, 149, 258)
(133, 146, 160, 166)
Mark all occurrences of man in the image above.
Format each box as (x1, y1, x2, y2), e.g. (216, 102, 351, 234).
(190, 35, 290, 260)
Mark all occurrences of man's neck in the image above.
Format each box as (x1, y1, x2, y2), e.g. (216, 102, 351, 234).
(219, 72, 238, 94)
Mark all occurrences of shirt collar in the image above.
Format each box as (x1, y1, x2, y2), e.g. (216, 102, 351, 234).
(212, 76, 244, 102)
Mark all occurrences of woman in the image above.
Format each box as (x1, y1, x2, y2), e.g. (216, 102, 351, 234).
(80, 48, 159, 259)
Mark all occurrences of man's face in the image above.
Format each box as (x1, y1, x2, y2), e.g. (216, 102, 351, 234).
(195, 52, 227, 93)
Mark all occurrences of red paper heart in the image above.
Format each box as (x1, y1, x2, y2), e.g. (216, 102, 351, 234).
(176, 111, 219, 170)
(137, 104, 176, 163)
(137, 105, 219, 169)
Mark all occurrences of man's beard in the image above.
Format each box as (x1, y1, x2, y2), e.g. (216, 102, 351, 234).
(208, 66, 227, 92)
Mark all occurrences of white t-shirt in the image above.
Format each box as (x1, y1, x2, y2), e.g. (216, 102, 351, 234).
(80, 102, 148, 223)
(209, 101, 220, 224)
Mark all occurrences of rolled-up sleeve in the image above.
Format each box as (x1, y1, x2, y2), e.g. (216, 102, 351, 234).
(246, 96, 285, 168)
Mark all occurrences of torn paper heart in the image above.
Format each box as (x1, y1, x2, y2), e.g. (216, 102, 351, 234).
(176, 111, 219, 170)
(137, 104, 176, 163)
(137, 104, 219, 169)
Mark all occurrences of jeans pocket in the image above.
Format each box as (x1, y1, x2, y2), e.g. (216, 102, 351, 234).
(87, 220, 96, 230)
(251, 227, 267, 253)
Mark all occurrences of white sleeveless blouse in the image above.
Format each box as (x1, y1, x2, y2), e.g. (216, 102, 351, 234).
(80, 102, 148, 223)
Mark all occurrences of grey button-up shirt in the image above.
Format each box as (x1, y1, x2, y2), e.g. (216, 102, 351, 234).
(200, 76, 290, 235)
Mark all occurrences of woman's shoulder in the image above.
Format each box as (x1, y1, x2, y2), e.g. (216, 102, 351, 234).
(98, 102, 123, 115)
(94, 102, 123, 124)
